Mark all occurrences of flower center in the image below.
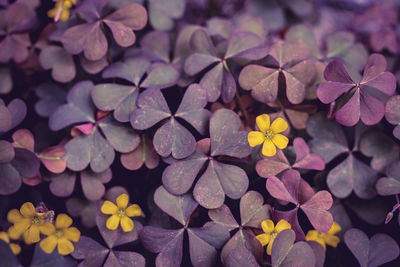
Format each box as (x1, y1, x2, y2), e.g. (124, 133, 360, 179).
(264, 130, 274, 140)
(317, 232, 326, 239)
(270, 230, 278, 239)
(117, 209, 126, 217)
(55, 229, 64, 238)
(31, 215, 40, 225)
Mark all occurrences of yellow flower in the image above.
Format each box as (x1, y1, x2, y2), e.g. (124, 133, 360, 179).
(0, 232, 21, 255)
(256, 219, 291, 255)
(7, 202, 54, 244)
(305, 221, 341, 250)
(248, 114, 289, 157)
(48, 0, 77, 22)
(40, 213, 80, 255)
(101, 193, 142, 232)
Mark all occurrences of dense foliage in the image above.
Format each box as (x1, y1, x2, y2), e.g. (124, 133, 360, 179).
(0, 0, 400, 266)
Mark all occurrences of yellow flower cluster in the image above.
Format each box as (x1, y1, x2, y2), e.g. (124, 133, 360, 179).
(256, 219, 291, 255)
(101, 193, 142, 232)
(6, 202, 80, 255)
(48, 0, 77, 22)
(305, 221, 341, 250)
(248, 114, 289, 157)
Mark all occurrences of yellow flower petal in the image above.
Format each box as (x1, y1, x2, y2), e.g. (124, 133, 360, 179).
(120, 216, 134, 232)
(8, 226, 21, 240)
(64, 227, 80, 242)
(267, 239, 274, 255)
(57, 238, 74, 255)
(40, 235, 58, 254)
(256, 114, 270, 132)
(60, 9, 70, 22)
(56, 214, 73, 229)
(101, 201, 118, 215)
(13, 218, 31, 234)
(324, 234, 340, 248)
(39, 222, 55, 236)
(305, 230, 319, 241)
(10, 243, 21, 255)
(248, 131, 265, 147)
(262, 139, 276, 157)
(24, 225, 40, 244)
(116, 194, 129, 209)
(7, 209, 23, 223)
(272, 134, 289, 149)
(270, 118, 288, 133)
(256, 233, 271, 247)
(20, 202, 36, 218)
(275, 220, 291, 233)
(126, 204, 142, 217)
(328, 221, 341, 235)
(261, 219, 275, 234)
(0, 232, 10, 243)
(106, 214, 120, 230)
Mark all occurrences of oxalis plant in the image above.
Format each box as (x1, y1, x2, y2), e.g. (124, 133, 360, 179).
(0, 0, 400, 267)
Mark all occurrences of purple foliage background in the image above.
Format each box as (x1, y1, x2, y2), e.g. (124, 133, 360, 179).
(1, 0, 400, 266)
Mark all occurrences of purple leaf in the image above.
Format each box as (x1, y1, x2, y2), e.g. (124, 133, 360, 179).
(359, 130, 399, 172)
(49, 81, 95, 131)
(140, 227, 184, 266)
(208, 204, 239, 231)
(98, 115, 140, 153)
(327, 154, 378, 199)
(344, 228, 400, 267)
(62, 22, 107, 61)
(376, 161, 400, 196)
(239, 190, 270, 228)
(187, 223, 230, 267)
(140, 63, 179, 89)
(154, 186, 198, 225)
(224, 31, 266, 59)
(39, 45, 75, 83)
(92, 84, 138, 123)
(162, 150, 208, 195)
(80, 55, 108, 75)
(0, 163, 21, 195)
(307, 112, 348, 162)
(175, 84, 210, 135)
(199, 62, 224, 102)
(307, 241, 325, 267)
(103, 57, 150, 84)
(103, 3, 147, 47)
(346, 198, 386, 225)
(301, 191, 333, 233)
(81, 169, 112, 201)
(121, 137, 160, 170)
(221, 229, 263, 266)
(292, 137, 325, 170)
(0, 240, 19, 267)
(0, 140, 14, 163)
(104, 251, 145, 267)
(0, 104, 11, 131)
(34, 83, 67, 118)
(140, 30, 170, 63)
(31, 243, 77, 267)
(64, 128, 115, 173)
(11, 148, 40, 178)
(225, 246, 260, 267)
(210, 109, 251, 158)
(194, 160, 249, 209)
(385, 95, 400, 140)
(266, 176, 298, 204)
(153, 117, 196, 159)
(271, 229, 315, 267)
(130, 88, 171, 130)
(72, 236, 109, 267)
(6, 98, 27, 131)
(97, 213, 142, 248)
(66, 198, 99, 228)
(49, 172, 76, 197)
(256, 156, 290, 178)
(148, 0, 185, 30)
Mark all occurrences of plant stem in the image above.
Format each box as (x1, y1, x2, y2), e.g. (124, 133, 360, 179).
(235, 90, 250, 126)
